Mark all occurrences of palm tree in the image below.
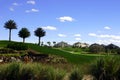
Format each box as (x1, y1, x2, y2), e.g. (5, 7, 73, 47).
(34, 28, 46, 46)
(4, 20, 17, 41)
(18, 28, 30, 43)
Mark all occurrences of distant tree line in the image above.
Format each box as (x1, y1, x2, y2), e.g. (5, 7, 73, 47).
(4, 19, 46, 46)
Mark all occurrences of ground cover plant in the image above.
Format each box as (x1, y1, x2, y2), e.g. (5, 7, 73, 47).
(0, 41, 120, 80)
(0, 62, 66, 80)
(0, 40, 116, 64)
(89, 56, 120, 80)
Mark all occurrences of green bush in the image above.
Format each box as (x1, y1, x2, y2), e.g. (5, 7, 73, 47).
(0, 63, 20, 80)
(69, 68, 83, 80)
(32, 63, 66, 80)
(20, 66, 34, 80)
(0, 64, 9, 80)
(0, 62, 66, 80)
(7, 42, 28, 50)
(0, 48, 15, 54)
(89, 56, 120, 80)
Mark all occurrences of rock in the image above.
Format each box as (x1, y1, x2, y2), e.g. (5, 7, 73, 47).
(82, 75, 95, 80)
(0, 59, 3, 62)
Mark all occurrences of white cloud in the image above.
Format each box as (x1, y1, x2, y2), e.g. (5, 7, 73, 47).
(97, 39, 120, 45)
(97, 40, 111, 44)
(89, 33, 120, 40)
(31, 9, 39, 12)
(75, 38, 81, 41)
(42, 26, 57, 30)
(9, 7, 14, 11)
(25, 8, 39, 13)
(99, 35, 120, 40)
(88, 33, 97, 37)
(25, 10, 30, 13)
(58, 34, 67, 37)
(57, 16, 74, 22)
(12, 2, 19, 6)
(88, 32, 120, 46)
(9, 2, 21, 11)
(27, 0, 35, 5)
(104, 26, 111, 30)
(74, 34, 81, 37)
(12, 2, 22, 6)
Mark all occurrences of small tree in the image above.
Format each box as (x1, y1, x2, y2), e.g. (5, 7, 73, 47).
(47, 41, 51, 46)
(34, 28, 46, 46)
(4, 20, 17, 41)
(41, 42, 44, 46)
(53, 41, 56, 47)
(18, 28, 30, 43)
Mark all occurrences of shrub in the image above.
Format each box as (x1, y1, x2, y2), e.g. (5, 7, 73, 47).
(19, 66, 34, 80)
(32, 63, 66, 80)
(0, 63, 20, 80)
(0, 64, 9, 80)
(89, 56, 120, 80)
(0, 48, 16, 54)
(69, 68, 83, 80)
(54, 68, 66, 80)
(0, 62, 66, 80)
(117, 48, 120, 54)
(7, 42, 28, 50)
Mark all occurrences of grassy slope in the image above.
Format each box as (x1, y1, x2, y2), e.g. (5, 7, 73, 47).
(28, 43, 98, 64)
(0, 40, 10, 47)
(0, 40, 98, 64)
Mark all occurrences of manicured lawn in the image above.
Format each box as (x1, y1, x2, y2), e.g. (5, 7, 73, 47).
(0, 40, 10, 48)
(27, 44, 98, 64)
(0, 40, 118, 65)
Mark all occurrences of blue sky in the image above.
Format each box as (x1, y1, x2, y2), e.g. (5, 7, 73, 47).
(1, 0, 120, 46)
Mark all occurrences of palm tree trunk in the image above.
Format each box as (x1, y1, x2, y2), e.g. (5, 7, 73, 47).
(9, 29, 11, 41)
(23, 38, 25, 43)
(38, 37, 41, 46)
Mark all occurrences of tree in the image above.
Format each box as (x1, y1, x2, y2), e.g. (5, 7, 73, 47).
(106, 43, 119, 54)
(89, 43, 105, 54)
(18, 28, 30, 43)
(106, 44, 119, 50)
(4, 20, 17, 41)
(47, 41, 51, 46)
(53, 41, 56, 45)
(41, 42, 44, 46)
(34, 28, 46, 46)
(53, 41, 56, 47)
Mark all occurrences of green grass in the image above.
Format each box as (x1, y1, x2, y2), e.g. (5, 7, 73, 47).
(60, 47, 89, 53)
(0, 54, 20, 57)
(27, 43, 98, 64)
(89, 56, 120, 80)
(0, 62, 66, 80)
(0, 40, 11, 48)
(0, 40, 103, 64)
(1, 40, 120, 80)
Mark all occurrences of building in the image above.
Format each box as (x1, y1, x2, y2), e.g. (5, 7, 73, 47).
(73, 42, 89, 48)
(55, 41, 70, 48)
